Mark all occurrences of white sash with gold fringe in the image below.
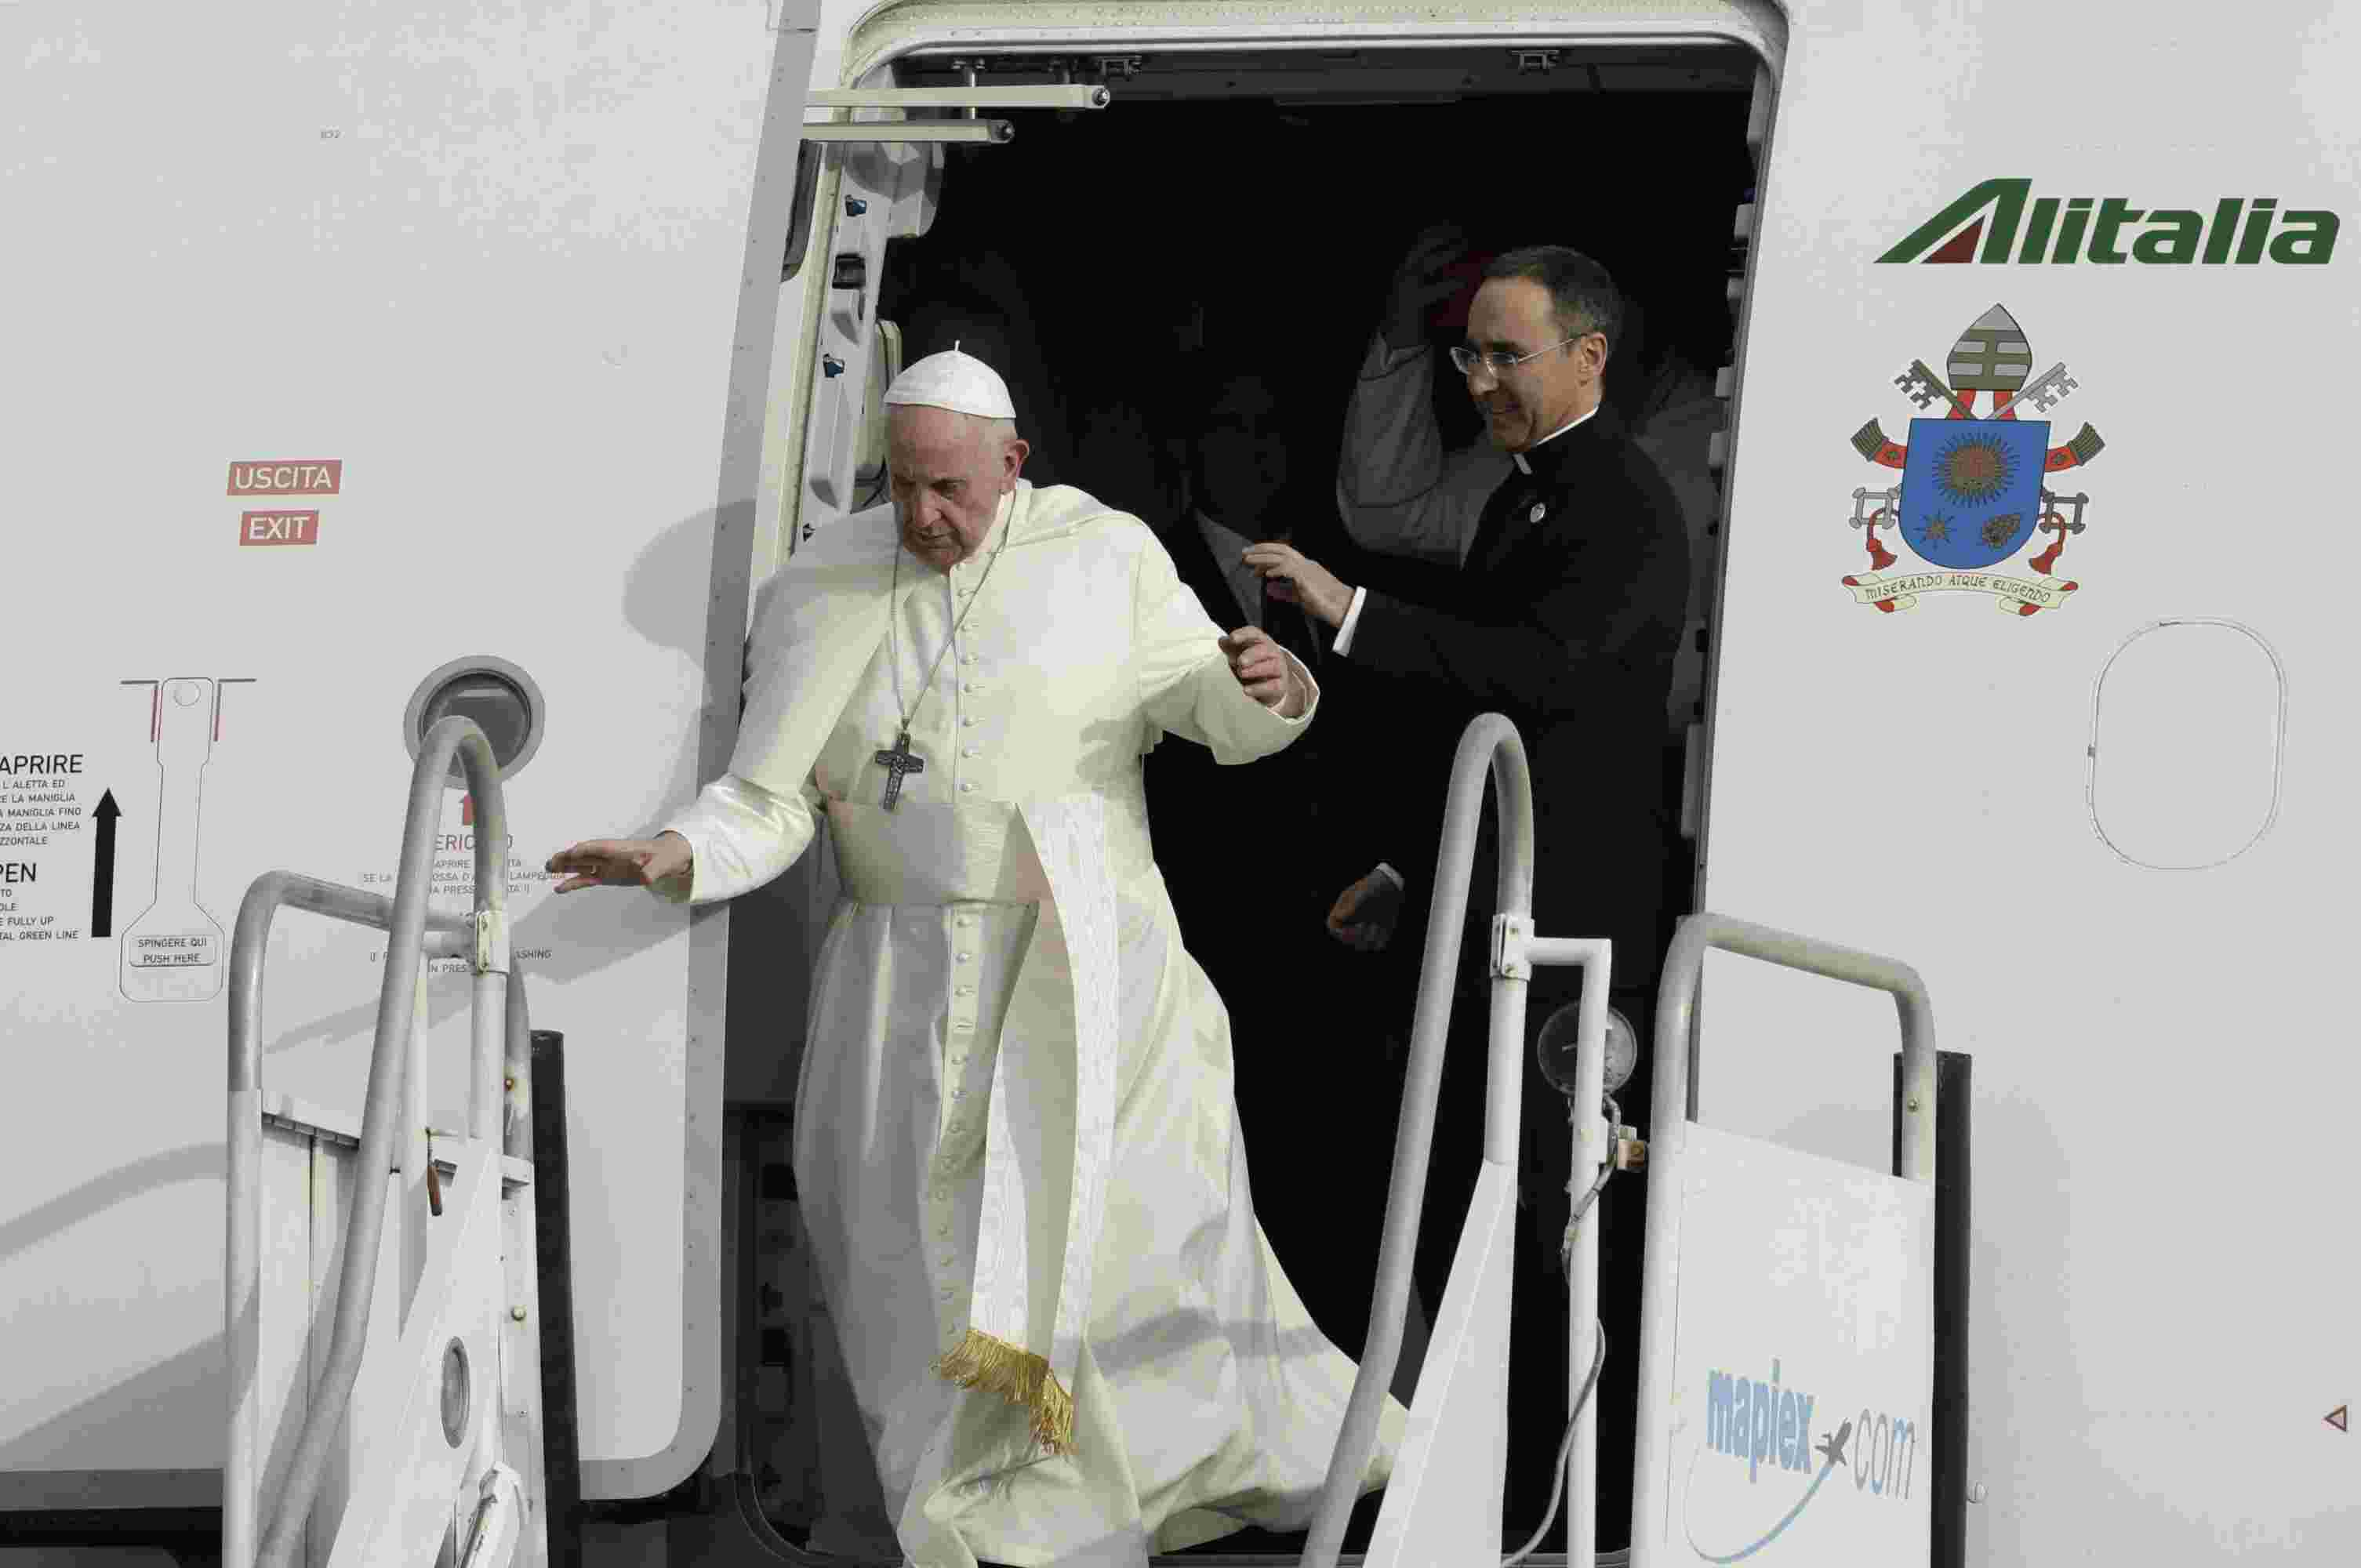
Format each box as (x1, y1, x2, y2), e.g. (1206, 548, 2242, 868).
(825, 791, 1120, 1455)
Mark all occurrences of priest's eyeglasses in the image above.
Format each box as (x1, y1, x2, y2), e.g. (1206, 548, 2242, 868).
(1448, 336, 1584, 380)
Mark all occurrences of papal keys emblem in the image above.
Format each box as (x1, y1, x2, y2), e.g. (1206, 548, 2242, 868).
(1843, 303, 2105, 615)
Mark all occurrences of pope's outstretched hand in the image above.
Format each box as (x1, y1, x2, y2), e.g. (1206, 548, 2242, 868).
(1219, 626, 1306, 718)
(547, 832, 693, 898)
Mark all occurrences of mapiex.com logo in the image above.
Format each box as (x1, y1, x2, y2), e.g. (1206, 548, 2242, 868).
(1684, 1358, 1921, 1563)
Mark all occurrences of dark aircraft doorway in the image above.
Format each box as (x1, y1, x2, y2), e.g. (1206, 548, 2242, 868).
(756, 41, 1762, 1565)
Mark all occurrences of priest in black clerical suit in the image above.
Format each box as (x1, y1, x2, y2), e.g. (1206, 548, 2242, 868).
(1246, 246, 1690, 1543)
(1259, 249, 1689, 1039)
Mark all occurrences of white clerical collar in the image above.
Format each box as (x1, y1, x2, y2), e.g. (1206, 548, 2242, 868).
(1512, 402, 1600, 474)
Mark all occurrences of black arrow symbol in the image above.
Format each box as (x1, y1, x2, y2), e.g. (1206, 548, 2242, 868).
(91, 790, 121, 938)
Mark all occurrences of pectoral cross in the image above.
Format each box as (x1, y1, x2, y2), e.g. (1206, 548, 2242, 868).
(873, 730, 925, 811)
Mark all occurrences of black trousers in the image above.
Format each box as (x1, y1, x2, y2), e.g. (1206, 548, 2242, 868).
(1228, 885, 1413, 1362)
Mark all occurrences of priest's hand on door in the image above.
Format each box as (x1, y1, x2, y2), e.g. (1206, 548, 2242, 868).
(1219, 627, 1306, 717)
(547, 831, 693, 899)
(1240, 543, 1353, 628)
(1327, 869, 1404, 953)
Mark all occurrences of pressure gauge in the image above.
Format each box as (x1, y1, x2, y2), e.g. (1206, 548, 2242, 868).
(1600, 1007, 1640, 1096)
(1535, 1004, 1641, 1100)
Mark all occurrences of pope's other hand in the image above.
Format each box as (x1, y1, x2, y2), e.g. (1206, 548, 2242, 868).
(1219, 626, 1304, 717)
(547, 832, 693, 898)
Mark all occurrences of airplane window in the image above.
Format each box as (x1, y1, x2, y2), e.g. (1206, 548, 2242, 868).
(776, 49, 1760, 1561)
(405, 657, 547, 787)
(2087, 619, 2285, 869)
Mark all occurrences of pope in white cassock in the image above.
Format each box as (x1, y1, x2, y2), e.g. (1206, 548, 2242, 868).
(548, 348, 1405, 1567)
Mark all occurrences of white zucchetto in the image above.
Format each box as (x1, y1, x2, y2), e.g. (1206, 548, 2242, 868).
(882, 342, 1017, 419)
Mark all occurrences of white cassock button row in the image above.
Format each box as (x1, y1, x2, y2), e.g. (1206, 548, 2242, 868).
(961, 781, 977, 793)
(962, 716, 979, 728)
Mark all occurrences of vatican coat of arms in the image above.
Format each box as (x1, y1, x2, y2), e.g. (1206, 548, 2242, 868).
(1843, 303, 2105, 615)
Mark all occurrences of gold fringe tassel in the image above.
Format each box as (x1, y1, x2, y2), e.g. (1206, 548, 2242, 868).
(933, 1327, 1078, 1457)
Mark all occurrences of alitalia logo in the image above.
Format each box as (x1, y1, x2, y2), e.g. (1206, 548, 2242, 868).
(1879, 179, 2339, 266)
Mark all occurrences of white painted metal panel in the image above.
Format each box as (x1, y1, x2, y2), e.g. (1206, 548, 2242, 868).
(305, 1133, 408, 1568)
(1365, 1160, 1518, 1567)
(256, 1131, 319, 1532)
(1636, 1123, 1933, 1567)
(1702, 1, 2361, 1560)
(0, 0, 819, 1503)
(320, 1149, 507, 1568)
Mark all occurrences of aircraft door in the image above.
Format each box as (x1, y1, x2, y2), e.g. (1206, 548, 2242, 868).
(0, 0, 823, 1512)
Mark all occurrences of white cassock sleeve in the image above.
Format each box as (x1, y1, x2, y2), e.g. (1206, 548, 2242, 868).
(653, 537, 891, 906)
(657, 771, 822, 906)
(1131, 526, 1320, 760)
(1333, 333, 1513, 566)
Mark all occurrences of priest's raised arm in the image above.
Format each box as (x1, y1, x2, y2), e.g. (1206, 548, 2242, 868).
(1335, 227, 1512, 566)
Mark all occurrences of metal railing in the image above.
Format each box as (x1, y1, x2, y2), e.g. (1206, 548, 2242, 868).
(1302, 714, 1615, 1568)
(1649, 913, 1938, 1169)
(223, 716, 520, 1568)
(1626, 912, 1938, 1548)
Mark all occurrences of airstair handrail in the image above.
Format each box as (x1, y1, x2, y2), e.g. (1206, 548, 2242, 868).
(1301, 713, 1543, 1568)
(1647, 912, 1938, 1181)
(222, 877, 470, 1568)
(228, 876, 475, 1094)
(223, 716, 513, 1568)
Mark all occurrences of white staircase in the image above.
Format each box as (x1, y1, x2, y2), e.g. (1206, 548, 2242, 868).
(1297, 714, 1942, 1568)
(223, 716, 549, 1568)
(213, 711, 1940, 1568)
